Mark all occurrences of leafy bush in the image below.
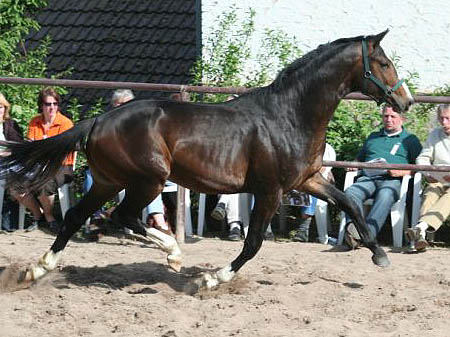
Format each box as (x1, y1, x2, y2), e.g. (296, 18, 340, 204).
(190, 6, 302, 103)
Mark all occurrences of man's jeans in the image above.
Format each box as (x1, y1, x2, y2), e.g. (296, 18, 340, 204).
(345, 175, 401, 238)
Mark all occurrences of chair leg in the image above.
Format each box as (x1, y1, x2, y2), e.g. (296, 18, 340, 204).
(0, 184, 4, 230)
(314, 200, 329, 244)
(58, 183, 71, 218)
(18, 204, 25, 230)
(184, 188, 192, 237)
(197, 193, 206, 236)
(390, 205, 403, 248)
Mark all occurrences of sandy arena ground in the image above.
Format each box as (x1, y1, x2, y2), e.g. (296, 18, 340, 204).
(0, 230, 449, 337)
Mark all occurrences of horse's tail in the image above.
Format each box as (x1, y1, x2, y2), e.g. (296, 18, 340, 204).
(0, 118, 96, 191)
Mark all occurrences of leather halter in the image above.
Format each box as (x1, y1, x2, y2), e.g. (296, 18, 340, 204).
(361, 38, 404, 105)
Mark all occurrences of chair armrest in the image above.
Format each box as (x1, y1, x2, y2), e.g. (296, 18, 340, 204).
(399, 174, 411, 198)
(343, 170, 359, 190)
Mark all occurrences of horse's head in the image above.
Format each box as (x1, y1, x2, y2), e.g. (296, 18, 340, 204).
(357, 30, 414, 113)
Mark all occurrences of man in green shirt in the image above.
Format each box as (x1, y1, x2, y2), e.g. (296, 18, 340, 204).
(344, 106, 422, 249)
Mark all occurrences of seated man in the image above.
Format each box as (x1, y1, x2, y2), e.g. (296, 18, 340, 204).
(344, 105, 422, 249)
(211, 193, 274, 241)
(407, 104, 450, 251)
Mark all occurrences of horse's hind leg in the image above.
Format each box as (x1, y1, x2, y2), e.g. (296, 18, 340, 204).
(23, 182, 120, 282)
(301, 173, 389, 267)
(202, 191, 282, 289)
(110, 182, 182, 272)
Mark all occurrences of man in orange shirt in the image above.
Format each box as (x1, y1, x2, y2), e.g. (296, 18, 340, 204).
(25, 87, 74, 232)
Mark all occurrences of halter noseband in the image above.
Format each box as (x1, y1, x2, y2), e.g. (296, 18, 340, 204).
(361, 38, 404, 105)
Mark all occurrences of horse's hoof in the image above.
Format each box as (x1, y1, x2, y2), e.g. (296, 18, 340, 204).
(203, 273, 220, 289)
(18, 267, 34, 283)
(167, 255, 182, 273)
(372, 253, 390, 267)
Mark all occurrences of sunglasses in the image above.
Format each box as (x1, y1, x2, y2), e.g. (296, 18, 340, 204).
(43, 102, 58, 107)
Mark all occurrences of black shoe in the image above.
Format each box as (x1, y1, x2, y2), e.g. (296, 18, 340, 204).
(25, 219, 42, 232)
(46, 220, 60, 234)
(344, 222, 361, 250)
(211, 202, 227, 221)
(228, 227, 242, 241)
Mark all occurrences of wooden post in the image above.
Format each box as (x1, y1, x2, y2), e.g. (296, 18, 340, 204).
(173, 91, 190, 243)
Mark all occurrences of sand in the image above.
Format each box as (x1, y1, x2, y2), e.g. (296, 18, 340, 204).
(0, 230, 449, 337)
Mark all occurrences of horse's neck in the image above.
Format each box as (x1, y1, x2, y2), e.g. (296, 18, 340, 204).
(267, 44, 358, 129)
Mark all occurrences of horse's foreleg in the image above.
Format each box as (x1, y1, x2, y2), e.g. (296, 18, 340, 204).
(145, 227, 182, 272)
(112, 182, 182, 272)
(202, 191, 282, 289)
(301, 173, 389, 267)
(22, 183, 118, 282)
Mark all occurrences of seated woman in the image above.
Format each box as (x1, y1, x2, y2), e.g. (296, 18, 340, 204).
(0, 92, 43, 231)
(25, 87, 75, 232)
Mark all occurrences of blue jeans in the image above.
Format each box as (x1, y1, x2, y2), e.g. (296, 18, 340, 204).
(345, 175, 401, 237)
(300, 195, 317, 216)
(146, 193, 164, 214)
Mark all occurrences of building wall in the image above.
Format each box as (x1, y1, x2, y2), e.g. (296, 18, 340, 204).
(202, 0, 450, 91)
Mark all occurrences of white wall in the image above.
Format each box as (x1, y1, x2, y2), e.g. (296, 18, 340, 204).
(202, 0, 450, 91)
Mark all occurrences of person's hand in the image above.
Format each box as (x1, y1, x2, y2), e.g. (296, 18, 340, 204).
(443, 174, 450, 183)
(388, 169, 411, 177)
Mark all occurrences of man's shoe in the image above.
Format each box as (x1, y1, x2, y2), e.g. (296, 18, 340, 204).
(228, 227, 242, 241)
(211, 202, 227, 221)
(264, 231, 275, 241)
(405, 228, 428, 252)
(344, 222, 361, 250)
(25, 219, 40, 232)
(47, 221, 60, 235)
(292, 229, 308, 242)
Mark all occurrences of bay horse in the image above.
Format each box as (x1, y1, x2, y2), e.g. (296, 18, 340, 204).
(0, 30, 413, 289)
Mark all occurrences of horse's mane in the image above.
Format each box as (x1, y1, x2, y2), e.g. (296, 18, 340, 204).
(243, 34, 365, 99)
(275, 35, 364, 89)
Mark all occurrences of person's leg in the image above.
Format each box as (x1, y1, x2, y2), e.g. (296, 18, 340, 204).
(38, 193, 56, 223)
(344, 176, 378, 223)
(146, 194, 171, 235)
(83, 168, 93, 194)
(343, 176, 377, 248)
(225, 194, 243, 241)
(364, 178, 401, 237)
(211, 194, 229, 221)
(418, 183, 447, 230)
(9, 190, 42, 220)
(405, 183, 445, 251)
(293, 196, 317, 242)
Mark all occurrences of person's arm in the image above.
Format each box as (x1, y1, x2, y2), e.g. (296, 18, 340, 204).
(389, 134, 423, 178)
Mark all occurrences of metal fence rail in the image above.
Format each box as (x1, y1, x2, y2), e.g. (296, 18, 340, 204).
(1, 76, 450, 104)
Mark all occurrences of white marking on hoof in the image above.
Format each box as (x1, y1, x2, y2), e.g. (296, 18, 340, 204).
(216, 264, 235, 283)
(26, 250, 63, 281)
(146, 228, 182, 272)
(203, 272, 220, 289)
(203, 264, 236, 290)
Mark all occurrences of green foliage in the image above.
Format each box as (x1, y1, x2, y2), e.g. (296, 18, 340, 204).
(0, 0, 54, 130)
(190, 6, 302, 103)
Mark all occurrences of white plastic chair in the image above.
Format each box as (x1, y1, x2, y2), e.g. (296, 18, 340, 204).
(337, 171, 421, 248)
(314, 199, 331, 244)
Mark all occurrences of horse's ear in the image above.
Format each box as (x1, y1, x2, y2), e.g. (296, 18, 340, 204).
(370, 29, 389, 48)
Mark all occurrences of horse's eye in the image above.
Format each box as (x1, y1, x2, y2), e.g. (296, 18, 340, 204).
(380, 63, 389, 69)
